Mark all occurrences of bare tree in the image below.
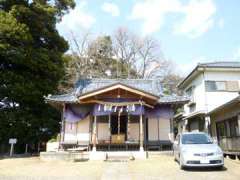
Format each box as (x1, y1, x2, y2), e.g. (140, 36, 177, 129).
(59, 27, 181, 94)
(112, 28, 169, 79)
(112, 27, 139, 78)
(68, 31, 94, 79)
(136, 37, 163, 78)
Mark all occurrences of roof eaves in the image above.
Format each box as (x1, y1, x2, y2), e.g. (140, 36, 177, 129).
(208, 96, 240, 115)
(183, 110, 206, 120)
(44, 93, 78, 104)
(78, 82, 160, 99)
(177, 65, 200, 89)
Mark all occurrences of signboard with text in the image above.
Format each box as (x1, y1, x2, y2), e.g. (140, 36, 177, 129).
(9, 138, 17, 144)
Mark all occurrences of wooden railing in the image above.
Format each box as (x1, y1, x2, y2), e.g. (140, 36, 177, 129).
(218, 136, 240, 152)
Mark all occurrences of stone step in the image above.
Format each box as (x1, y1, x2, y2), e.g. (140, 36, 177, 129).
(106, 152, 134, 161)
(147, 150, 173, 158)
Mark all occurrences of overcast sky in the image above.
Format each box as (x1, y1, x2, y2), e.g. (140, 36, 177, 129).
(57, 0, 240, 75)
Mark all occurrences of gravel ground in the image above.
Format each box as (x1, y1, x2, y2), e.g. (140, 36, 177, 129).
(0, 155, 240, 180)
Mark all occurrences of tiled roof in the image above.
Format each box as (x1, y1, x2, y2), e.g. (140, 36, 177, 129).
(75, 79, 163, 97)
(45, 79, 189, 104)
(45, 93, 78, 103)
(208, 95, 240, 115)
(178, 61, 240, 89)
(198, 61, 240, 68)
(158, 95, 189, 104)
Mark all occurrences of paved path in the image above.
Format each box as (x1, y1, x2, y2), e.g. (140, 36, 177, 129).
(101, 161, 131, 180)
(1, 155, 240, 180)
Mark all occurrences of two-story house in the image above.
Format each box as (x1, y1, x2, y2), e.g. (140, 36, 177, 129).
(176, 62, 240, 134)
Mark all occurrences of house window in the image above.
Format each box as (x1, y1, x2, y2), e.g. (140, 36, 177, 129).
(229, 117, 239, 137)
(205, 81, 226, 91)
(185, 86, 195, 101)
(205, 81, 239, 92)
(189, 104, 196, 113)
(216, 122, 227, 137)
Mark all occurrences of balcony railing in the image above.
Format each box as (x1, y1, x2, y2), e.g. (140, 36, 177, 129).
(218, 136, 240, 152)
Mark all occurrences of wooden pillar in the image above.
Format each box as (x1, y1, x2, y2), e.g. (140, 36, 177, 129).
(238, 114, 240, 136)
(59, 104, 65, 150)
(92, 115, 97, 151)
(140, 114, 144, 151)
(183, 119, 188, 132)
(118, 111, 120, 134)
(205, 116, 210, 134)
(127, 114, 130, 141)
(108, 114, 111, 141)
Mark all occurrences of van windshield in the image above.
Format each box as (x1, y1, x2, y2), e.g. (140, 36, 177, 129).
(182, 134, 213, 144)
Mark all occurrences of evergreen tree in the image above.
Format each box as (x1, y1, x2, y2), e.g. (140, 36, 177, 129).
(0, 0, 75, 153)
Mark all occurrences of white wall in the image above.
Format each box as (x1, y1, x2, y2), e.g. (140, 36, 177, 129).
(204, 71, 240, 111)
(183, 70, 240, 115)
(183, 73, 206, 115)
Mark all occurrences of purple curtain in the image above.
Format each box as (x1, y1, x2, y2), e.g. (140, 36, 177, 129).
(64, 99, 173, 120)
(145, 105, 173, 119)
(64, 104, 91, 122)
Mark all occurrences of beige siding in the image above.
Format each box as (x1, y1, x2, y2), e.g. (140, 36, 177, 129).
(210, 104, 240, 140)
(129, 123, 140, 141)
(148, 118, 158, 140)
(64, 122, 77, 142)
(76, 116, 90, 142)
(97, 123, 110, 141)
(159, 119, 170, 140)
(64, 116, 90, 142)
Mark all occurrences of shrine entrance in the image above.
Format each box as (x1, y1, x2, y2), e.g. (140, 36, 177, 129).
(111, 115, 127, 137)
